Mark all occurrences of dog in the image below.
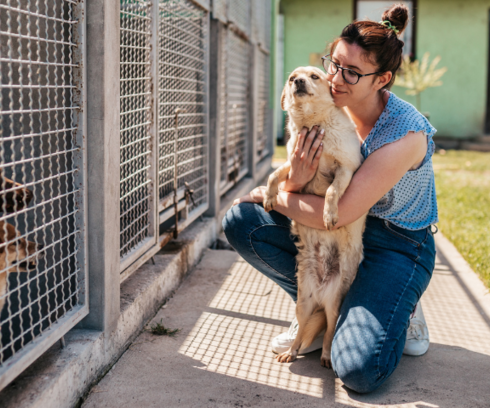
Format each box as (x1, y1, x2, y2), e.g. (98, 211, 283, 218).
(263, 66, 367, 368)
(0, 221, 44, 316)
(0, 170, 34, 213)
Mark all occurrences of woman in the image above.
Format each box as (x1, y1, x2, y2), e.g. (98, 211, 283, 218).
(222, 4, 437, 393)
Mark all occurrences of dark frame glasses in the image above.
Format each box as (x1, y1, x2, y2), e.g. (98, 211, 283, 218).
(321, 54, 383, 85)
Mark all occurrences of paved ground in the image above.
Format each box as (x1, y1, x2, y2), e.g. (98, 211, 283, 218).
(82, 232, 490, 408)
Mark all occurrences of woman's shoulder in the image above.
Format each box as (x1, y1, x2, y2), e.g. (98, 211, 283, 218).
(366, 92, 437, 154)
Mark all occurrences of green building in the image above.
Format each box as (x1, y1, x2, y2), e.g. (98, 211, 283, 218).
(274, 0, 490, 143)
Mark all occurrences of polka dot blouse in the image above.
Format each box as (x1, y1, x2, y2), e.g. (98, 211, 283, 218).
(361, 91, 438, 231)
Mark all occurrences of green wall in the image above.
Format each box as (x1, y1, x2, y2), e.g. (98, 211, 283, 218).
(281, 0, 490, 138)
(282, 0, 353, 76)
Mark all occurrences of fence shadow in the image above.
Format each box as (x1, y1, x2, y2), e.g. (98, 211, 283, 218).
(83, 245, 490, 407)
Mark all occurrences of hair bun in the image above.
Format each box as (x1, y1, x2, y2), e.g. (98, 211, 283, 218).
(381, 3, 409, 35)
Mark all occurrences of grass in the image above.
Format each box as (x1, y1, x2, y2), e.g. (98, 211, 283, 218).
(148, 319, 181, 336)
(272, 146, 490, 288)
(273, 144, 288, 161)
(432, 150, 490, 289)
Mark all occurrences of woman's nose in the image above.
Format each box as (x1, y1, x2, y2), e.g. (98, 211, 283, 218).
(329, 69, 344, 85)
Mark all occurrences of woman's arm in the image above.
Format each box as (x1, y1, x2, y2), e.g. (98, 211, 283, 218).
(234, 131, 428, 229)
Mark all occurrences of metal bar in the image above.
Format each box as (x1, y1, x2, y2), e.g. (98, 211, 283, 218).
(173, 109, 187, 239)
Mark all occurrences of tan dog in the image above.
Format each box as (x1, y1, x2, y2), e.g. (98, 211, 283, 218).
(0, 221, 44, 316)
(264, 66, 367, 368)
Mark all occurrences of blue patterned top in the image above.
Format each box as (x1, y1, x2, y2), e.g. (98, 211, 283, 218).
(361, 91, 438, 231)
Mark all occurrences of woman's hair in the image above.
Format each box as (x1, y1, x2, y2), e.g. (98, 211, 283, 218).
(329, 3, 409, 90)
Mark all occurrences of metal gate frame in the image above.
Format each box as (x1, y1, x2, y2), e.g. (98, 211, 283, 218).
(0, 0, 88, 392)
(119, 0, 210, 282)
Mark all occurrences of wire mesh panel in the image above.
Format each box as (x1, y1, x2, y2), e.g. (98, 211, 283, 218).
(256, 49, 270, 161)
(251, 0, 270, 48)
(219, 29, 249, 194)
(157, 0, 208, 222)
(0, 0, 86, 389)
(120, 0, 155, 264)
(228, 0, 250, 37)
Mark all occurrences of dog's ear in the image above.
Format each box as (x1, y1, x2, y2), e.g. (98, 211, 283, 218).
(281, 84, 289, 111)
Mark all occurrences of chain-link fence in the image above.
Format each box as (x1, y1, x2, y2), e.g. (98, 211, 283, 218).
(215, 0, 272, 195)
(0, 0, 273, 392)
(0, 0, 87, 390)
(219, 29, 250, 194)
(119, 0, 210, 279)
(157, 0, 208, 224)
(119, 0, 157, 273)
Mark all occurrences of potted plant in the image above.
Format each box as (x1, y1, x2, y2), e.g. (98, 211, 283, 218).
(395, 52, 447, 120)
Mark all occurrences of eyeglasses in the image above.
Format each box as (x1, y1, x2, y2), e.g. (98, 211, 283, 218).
(321, 54, 383, 85)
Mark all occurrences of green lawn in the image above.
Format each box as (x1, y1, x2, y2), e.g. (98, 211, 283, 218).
(273, 144, 288, 160)
(433, 150, 490, 288)
(272, 147, 490, 288)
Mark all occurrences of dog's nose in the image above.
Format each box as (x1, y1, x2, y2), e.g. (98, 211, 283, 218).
(294, 78, 305, 85)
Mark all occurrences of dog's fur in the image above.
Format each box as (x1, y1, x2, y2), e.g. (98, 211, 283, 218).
(264, 66, 367, 368)
(0, 221, 43, 316)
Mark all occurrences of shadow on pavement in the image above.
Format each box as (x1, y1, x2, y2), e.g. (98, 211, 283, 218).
(82, 239, 490, 408)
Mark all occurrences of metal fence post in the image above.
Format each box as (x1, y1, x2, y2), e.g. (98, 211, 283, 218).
(205, 18, 223, 217)
(80, 0, 121, 333)
(248, 44, 259, 180)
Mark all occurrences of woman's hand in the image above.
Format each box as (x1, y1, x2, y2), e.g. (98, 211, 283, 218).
(282, 126, 324, 192)
(232, 186, 267, 207)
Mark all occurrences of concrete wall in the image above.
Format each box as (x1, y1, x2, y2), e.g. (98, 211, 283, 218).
(280, 0, 490, 138)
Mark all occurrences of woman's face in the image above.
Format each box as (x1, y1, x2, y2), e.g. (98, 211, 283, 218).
(326, 40, 390, 108)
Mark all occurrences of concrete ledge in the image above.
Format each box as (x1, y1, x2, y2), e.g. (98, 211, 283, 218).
(0, 158, 272, 408)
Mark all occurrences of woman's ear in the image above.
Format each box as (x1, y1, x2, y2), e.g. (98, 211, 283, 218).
(375, 71, 393, 90)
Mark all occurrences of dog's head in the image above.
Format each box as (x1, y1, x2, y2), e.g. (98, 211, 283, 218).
(0, 221, 44, 272)
(281, 66, 333, 113)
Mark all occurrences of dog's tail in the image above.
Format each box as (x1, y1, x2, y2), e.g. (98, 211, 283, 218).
(300, 307, 326, 350)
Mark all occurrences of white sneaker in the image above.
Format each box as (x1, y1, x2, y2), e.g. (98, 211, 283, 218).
(271, 316, 324, 355)
(403, 301, 430, 356)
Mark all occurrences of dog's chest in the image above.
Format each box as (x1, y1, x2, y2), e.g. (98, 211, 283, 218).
(301, 153, 338, 196)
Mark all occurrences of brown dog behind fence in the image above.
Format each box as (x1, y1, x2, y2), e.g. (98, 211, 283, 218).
(0, 170, 34, 213)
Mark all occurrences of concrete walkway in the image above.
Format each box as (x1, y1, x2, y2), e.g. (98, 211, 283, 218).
(82, 232, 490, 408)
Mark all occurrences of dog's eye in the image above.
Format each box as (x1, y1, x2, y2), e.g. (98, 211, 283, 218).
(311, 75, 319, 80)
(289, 76, 295, 82)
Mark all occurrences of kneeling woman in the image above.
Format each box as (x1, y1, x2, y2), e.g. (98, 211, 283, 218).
(223, 4, 437, 393)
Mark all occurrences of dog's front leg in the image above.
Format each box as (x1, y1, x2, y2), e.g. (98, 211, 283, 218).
(263, 161, 291, 212)
(323, 166, 354, 230)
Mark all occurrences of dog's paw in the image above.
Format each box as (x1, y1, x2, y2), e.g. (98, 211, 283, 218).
(323, 209, 339, 231)
(275, 350, 297, 363)
(263, 195, 277, 212)
(320, 355, 332, 369)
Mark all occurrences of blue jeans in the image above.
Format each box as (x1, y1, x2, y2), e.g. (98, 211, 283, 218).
(222, 203, 436, 394)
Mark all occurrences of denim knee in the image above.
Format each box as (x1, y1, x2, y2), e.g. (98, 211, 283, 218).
(222, 203, 253, 249)
(331, 311, 389, 394)
(331, 347, 384, 394)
